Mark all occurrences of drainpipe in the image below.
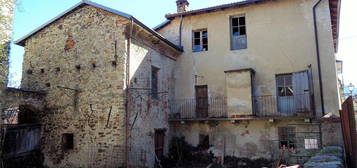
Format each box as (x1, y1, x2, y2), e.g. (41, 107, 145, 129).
(125, 18, 134, 168)
(179, 15, 184, 47)
(312, 0, 325, 116)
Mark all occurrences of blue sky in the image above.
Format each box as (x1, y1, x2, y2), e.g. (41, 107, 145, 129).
(8, 0, 239, 86)
(8, 0, 357, 92)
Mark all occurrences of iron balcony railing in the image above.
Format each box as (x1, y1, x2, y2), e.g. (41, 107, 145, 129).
(253, 93, 314, 117)
(169, 97, 228, 119)
(169, 94, 314, 120)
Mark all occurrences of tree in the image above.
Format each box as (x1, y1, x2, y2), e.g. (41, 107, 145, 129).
(0, 0, 15, 87)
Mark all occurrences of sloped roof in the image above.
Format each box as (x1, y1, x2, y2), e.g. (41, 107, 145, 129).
(165, 0, 271, 19)
(14, 0, 183, 52)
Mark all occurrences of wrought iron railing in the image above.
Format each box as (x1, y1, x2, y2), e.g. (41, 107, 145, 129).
(169, 97, 227, 119)
(253, 93, 314, 117)
(169, 94, 314, 120)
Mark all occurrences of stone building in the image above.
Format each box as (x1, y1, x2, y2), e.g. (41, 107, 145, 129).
(13, 1, 181, 167)
(7, 0, 343, 167)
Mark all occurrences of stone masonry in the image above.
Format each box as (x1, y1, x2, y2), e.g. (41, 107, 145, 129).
(21, 5, 128, 168)
(16, 2, 181, 167)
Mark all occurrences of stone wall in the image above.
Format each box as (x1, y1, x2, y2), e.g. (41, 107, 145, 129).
(19, 3, 180, 167)
(21, 5, 129, 168)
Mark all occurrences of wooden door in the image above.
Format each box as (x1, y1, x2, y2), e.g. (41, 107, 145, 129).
(154, 130, 165, 159)
(195, 85, 208, 118)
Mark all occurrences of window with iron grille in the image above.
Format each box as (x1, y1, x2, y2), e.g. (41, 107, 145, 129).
(192, 29, 208, 52)
(231, 15, 247, 50)
(278, 127, 296, 148)
(151, 66, 159, 99)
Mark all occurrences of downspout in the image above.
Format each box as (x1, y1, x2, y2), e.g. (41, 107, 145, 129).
(179, 15, 184, 47)
(313, 0, 325, 116)
(125, 18, 134, 168)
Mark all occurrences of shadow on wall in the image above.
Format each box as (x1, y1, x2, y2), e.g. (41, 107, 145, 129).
(127, 36, 176, 167)
(160, 136, 274, 168)
(1, 104, 44, 168)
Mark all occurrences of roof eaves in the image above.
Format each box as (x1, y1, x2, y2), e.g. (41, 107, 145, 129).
(14, 0, 183, 52)
(132, 18, 183, 52)
(153, 20, 171, 31)
(165, 0, 268, 19)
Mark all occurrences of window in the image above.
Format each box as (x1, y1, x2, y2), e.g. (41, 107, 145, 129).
(231, 15, 247, 50)
(198, 134, 210, 149)
(151, 66, 159, 99)
(154, 130, 165, 159)
(276, 74, 294, 97)
(304, 139, 318, 149)
(192, 29, 208, 52)
(62, 133, 74, 150)
(278, 127, 295, 148)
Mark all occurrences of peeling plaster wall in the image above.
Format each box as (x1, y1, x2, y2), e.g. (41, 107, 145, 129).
(127, 36, 176, 167)
(170, 119, 321, 161)
(21, 5, 128, 168)
(158, 0, 340, 117)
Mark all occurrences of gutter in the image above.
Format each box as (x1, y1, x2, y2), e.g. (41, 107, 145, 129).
(312, 0, 325, 115)
(179, 15, 184, 47)
(125, 18, 134, 168)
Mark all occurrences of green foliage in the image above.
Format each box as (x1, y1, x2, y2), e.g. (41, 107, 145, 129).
(0, 41, 10, 86)
(0, 0, 15, 85)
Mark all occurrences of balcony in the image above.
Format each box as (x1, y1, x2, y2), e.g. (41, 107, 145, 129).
(169, 97, 228, 120)
(253, 93, 314, 118)
(169, 94, 314, 121)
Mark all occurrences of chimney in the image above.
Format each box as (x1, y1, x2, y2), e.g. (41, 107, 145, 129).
(176, 0, 189, 13)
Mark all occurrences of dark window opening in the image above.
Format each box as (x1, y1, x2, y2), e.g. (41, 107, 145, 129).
(231, 16, 247, 50)
(45, 83, 51, 87)
(75, 65, 81, 71)
(56, 67, 61, 72)
(62, 133, 74, 151)
(192, 29, 208, 52)
(18, 105, 39, 124)
(112, 61, 117, 67)
(27, 69, 33, 74)
(92, 63, 96, 69)
(40, 69, 45, 74)
(151, 66, 159, 99)
(278, 127, 296, 149)
(198, 134, 210, 149)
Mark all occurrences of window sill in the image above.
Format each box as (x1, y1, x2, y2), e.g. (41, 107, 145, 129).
(192, 50, 208, 53)
(230, 48, 247, 51)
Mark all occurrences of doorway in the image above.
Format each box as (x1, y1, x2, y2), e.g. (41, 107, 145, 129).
(195, 85, 208, 118)
(154, 129, 165, 160)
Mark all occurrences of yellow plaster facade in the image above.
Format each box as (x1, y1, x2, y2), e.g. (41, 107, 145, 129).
(158, 0, 340, 117)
